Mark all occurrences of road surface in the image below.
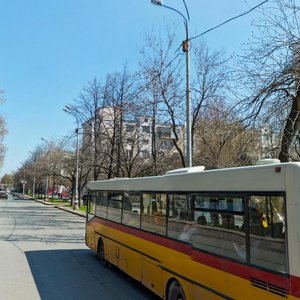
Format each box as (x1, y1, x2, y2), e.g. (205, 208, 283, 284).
(0, 195, 159, 300)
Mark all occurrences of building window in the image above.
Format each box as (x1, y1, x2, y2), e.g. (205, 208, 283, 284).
(142, 126, 150, 133)
(126, 124, 134, 132)
(126, 150, 133, 158)
(157, 127, 171, 138)
(141, 150, 150, 158)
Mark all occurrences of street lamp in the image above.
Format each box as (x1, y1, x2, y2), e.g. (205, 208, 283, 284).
(41, 137, 50, 201)
(151, 0, 192, 167)
(32, 160, 36, 198)
(19, 162, 26, 195)
(63, 105, 80, 210)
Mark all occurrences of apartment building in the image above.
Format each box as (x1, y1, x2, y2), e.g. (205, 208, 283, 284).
(82, 106, 184, 161)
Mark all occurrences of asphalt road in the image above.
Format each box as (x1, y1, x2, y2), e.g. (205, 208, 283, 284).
(0, 195, 159, 300)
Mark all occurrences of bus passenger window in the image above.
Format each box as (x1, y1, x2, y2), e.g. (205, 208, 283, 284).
(87, 192, 96, 221)
(107, 193, 122, 223)
(167, 194, 193, 240)
(95, 191, 108, 219)
(249, 195, 287, 273)
(122, 193, 141, 228)
(141, 193, 167, 235)
(192, 195, 246, 263)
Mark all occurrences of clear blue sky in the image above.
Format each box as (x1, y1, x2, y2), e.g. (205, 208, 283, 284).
(0, 0, 264, 176)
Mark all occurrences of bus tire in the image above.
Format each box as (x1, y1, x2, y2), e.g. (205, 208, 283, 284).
(97, 239, 108, 267)
(168, 280, 186, 300)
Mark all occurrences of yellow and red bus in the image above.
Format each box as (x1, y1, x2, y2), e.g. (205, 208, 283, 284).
(85, 160, 300, 299)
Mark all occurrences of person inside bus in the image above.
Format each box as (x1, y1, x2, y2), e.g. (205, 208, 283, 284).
(179, 222, 198, 242)
(249, 206, 265, 235)
(197, 215, 207, 225)
(179, 216, 207, 242)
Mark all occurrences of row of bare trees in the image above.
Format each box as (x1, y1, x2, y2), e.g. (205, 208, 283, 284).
(5, 0, 300, 195)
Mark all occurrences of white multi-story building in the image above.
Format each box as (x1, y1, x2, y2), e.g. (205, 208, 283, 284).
(260, 127, 280, 158)
(82, 106, 184, 160)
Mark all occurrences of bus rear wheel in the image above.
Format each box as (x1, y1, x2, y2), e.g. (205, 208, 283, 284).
(168, 280, 186, 300)
(97, 239, 108, 267)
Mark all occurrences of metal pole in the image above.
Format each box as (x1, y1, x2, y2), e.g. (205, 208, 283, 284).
(23, 170, 25, 194)
(63, 106, 80, 209)
(185, 38, 192, 167)
(151, 0, 192, 168)
(74, 126, 79, 209)
(41, 137, 50, 201)
(45, 172, 49, 201)
(32, 176, 36, 198)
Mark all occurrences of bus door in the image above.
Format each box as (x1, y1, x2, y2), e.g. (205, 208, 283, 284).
(86, 192, 96, 250)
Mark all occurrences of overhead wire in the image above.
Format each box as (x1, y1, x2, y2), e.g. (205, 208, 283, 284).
(118, 1, 271, 108)
(189, 0, 270, 42)
(76, 1, 271, 118)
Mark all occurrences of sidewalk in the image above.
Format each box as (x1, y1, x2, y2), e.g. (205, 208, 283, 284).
(31, 198, 86, 218)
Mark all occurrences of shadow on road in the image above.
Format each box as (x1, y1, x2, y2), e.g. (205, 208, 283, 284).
(25, 249, 160, 300)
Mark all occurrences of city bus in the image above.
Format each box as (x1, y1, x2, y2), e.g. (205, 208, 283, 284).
(85, 160, 300, 299)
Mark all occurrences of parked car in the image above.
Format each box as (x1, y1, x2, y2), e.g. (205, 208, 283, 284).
(0, 191, 8, 199)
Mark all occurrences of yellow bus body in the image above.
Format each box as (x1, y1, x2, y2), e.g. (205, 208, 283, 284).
(87, 219, 297, 300)
(86, 162, 300, 299)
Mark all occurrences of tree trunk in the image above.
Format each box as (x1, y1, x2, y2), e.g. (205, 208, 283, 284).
(278, 91, 300, 162)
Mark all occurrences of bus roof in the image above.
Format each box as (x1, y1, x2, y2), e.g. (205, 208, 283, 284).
(87, 162, 300, 193)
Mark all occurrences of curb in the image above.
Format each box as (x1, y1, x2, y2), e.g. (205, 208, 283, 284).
(33, 199, 55, 206)
(29, 197, 86, 218)
(55, 205, 86, 218)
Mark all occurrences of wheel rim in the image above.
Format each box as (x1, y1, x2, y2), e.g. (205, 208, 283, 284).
(168, 281, 186, 300)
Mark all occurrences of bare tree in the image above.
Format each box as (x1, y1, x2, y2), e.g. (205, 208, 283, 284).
(194, 99, 260, 168)
(192, 43, 231, 146)
(139, 30, 186, 171)
(72, 78, 105, 180)
(100, 68, 141, 178)
(235, 0, 300, 162)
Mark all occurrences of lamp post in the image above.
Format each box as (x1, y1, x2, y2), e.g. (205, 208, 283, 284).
(19, 163, 26, 195)
(32, 161, 36, 198)
(151, 0, 192, 167)
(41, 137, 50, 201)
(63, 105, 80, 210)
(22, 169, 25, 194)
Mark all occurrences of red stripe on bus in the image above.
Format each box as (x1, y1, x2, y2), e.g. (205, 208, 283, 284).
(90, 217, 300, 297)
(290, 276, 300, 297)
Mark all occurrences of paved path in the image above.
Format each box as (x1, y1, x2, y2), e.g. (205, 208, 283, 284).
(0, 195, 159, 300)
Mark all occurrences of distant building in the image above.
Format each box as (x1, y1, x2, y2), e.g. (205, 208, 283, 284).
(82, 106, 184, 161)
(260, 127, 280, 158)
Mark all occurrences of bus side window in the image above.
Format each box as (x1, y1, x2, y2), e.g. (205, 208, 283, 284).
(122, 193, 141, 228)
(141, 193, 167, 235)
(95, 191, 108, 219)
(107, 193, 122, 223)
(87, 192, 96, 221)
(192, 195, 247, 263)
(249, 195, 286, 273)
(167, 194, 193, 240)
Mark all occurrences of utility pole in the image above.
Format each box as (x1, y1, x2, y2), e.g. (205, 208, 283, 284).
(151, 0, 192, 167)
